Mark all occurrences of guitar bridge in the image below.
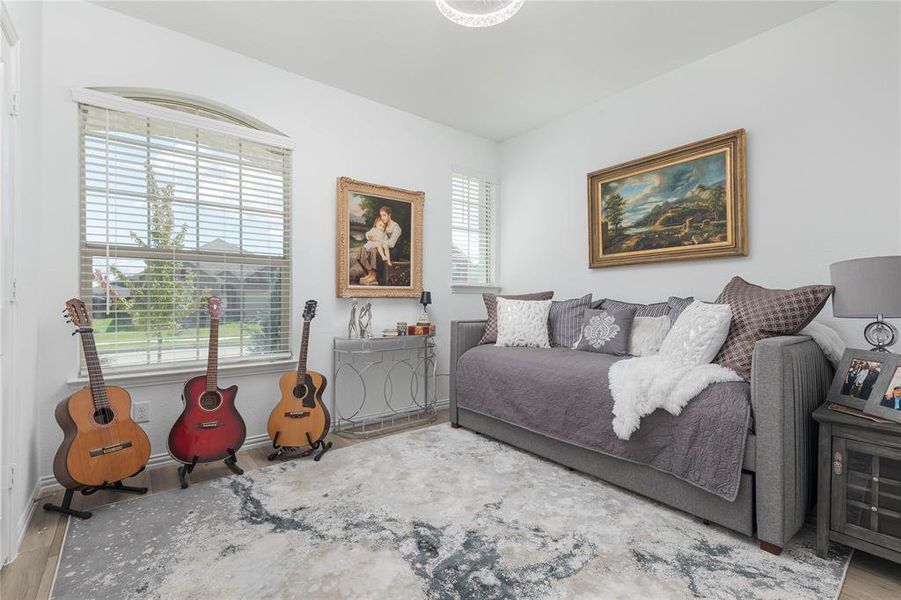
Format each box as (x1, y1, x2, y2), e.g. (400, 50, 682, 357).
(90, 440, 133, 457)
(284, 411, 311, 419)
(196, 420, 223, 429)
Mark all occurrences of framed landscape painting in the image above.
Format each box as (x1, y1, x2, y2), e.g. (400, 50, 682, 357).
(336, 177, 423, 298)
(588, 130, 747, 268)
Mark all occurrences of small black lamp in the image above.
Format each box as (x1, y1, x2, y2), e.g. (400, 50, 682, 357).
(418, 291, 432, 324)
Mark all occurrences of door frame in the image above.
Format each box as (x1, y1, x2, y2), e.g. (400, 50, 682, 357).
(0, 1, 19, 566)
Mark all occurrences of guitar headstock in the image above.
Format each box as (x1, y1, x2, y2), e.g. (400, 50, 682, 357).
(302, 299, 318, 322)
(207, 296, 222, 319)
(64, 298, 92, 331)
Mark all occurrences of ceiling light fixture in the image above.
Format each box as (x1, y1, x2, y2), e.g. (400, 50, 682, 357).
(436, 0, 524, 28)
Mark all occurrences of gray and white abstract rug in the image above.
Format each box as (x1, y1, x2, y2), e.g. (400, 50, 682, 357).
(52, 425, 849, 599)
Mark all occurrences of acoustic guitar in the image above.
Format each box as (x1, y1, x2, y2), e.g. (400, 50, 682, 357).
(267, 299, 332, 461)
(167, 296, 246, 487)
(52, 298, 151, 490)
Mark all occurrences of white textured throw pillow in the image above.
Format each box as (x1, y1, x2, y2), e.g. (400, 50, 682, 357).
(495, 298, 552, 348)
(628, 316, 672, 357)
(658, 300, 732, 367)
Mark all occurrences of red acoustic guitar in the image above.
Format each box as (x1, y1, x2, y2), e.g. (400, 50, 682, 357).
(167, 296, 246, 488)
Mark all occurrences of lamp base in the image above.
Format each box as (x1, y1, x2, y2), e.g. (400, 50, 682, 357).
(864, 317, 897, 352)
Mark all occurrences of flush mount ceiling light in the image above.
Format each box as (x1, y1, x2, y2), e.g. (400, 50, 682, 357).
(436, 0, 524, 28)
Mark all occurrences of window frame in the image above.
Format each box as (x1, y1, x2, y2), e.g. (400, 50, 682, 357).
(74, 88, 295, 378)
(450, 171, 499, 293)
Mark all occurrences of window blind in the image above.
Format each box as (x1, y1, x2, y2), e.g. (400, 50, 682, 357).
(451, 173, 496, 286)
(79, 102, 292, 373)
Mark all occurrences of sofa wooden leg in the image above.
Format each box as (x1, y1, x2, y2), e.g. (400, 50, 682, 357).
(759, 541, 783, 556)
(450, 422, 461, 429)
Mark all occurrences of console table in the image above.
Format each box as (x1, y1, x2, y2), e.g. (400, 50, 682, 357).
(813, 404, 901, 564)
(332, 335, 437, 437)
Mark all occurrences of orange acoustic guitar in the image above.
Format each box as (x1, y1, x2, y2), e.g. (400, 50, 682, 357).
(45, 299, 151, 519)
(266, 299, 332, 461)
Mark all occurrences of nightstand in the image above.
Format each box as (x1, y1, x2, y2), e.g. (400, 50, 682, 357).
(813, 404, 901, 563)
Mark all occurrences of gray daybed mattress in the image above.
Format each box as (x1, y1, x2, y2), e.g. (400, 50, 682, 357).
(455, 345, 751, 501)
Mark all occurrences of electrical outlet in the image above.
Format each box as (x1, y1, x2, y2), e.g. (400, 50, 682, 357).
(133, 402, 150, 423)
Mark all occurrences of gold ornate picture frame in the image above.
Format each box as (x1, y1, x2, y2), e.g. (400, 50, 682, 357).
(588, 129, 747, 268)
(336, 177, 424, 298)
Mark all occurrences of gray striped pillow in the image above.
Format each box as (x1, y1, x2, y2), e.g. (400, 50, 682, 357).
(594, 296, 694, 321)
(594, 298, 670, 317)
(548, 294, 593, 347)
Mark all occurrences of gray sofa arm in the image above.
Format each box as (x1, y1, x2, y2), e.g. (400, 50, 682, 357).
(751, 335, 833, 550)
(449, 320, 486, 425)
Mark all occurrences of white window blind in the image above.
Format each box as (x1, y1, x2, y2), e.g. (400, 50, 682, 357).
(451, 173, 496, 287)
(79, 101, 292, 373)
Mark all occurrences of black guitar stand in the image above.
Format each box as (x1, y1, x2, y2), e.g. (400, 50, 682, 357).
(267, 431, 332, 462)
(43, 473, 148, 520)
(224, 448, 244, 475)
(177, 455, 199, 489)
(178, 451, 244, 489)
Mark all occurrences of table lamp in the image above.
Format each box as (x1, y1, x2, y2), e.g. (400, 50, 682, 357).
(418, 291, 432, 324)
(830, 256, 901, 351)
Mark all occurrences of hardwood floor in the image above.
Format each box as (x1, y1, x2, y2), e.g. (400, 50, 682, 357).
(2, 410, 899, 600)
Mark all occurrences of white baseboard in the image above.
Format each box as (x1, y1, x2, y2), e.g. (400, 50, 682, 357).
(37, 432, 272, 496)
(11, 479, 41, 561)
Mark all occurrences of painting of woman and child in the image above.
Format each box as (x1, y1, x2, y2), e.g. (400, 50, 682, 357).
(336, 177, 423, 298)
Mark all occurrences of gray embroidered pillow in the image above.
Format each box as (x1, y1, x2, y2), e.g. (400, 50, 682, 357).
(574, 307, 636, 355)
(548, 294, 592, 348)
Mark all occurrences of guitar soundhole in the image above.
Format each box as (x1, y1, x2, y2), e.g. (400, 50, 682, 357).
(293, 384, 308, 399)
(92, 407, 114, 425)
(199, 391, 222, 411)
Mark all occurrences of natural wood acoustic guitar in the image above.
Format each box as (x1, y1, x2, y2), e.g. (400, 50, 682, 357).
(266, 299, 332, 461)
(52, 298, 151, 489)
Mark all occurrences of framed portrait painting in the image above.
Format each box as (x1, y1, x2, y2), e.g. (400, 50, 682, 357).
(588, 129, 747, 268)
(336, 177, 423, 298)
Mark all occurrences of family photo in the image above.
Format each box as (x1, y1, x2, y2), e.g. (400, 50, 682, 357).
(881, 366, 901, 411)
(336, 177, 423, 298)
(841, 358, 883, 400)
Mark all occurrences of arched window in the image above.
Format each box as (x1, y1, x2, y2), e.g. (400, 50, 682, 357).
(76, 88, 293, 373)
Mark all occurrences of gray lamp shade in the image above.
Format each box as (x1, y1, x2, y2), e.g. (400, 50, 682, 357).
(830, 256, 901, 318)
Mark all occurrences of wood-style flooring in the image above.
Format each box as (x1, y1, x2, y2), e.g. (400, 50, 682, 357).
(2, 411, 899, 600)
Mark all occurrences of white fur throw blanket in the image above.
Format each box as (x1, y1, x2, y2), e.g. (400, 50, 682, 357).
(609, 356, 743, 440)
(609, 321, 845, 440)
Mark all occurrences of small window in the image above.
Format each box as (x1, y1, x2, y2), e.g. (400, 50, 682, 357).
(451, 173, 496, 288)
(78, 96, 292, 373)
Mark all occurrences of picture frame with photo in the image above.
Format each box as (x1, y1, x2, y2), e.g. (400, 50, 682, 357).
(863, 358, 901, 424)
(827, 348, 894, 411)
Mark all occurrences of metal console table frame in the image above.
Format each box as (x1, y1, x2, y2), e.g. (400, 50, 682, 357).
(332, 335, 437, 438)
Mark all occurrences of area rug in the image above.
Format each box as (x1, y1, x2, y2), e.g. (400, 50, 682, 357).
(52, 425, 849, 599)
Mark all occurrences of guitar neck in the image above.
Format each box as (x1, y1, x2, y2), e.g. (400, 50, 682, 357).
(296, 321, 311, 382)
(206, 317, 220, 392)
(80, 329, 110, 409)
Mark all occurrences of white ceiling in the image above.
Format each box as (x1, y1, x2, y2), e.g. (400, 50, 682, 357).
(97, 1, 827, 141)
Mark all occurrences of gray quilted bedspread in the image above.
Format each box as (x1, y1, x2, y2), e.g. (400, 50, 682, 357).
(455, 345, 750, 501)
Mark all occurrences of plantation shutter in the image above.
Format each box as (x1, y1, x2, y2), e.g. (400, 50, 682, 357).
(451, 173, 496, 287)
(78, 95, 293, 373)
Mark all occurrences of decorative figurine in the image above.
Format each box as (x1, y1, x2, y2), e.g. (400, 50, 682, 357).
(347, 298, 359, 338)
(358, 302, 373, 338)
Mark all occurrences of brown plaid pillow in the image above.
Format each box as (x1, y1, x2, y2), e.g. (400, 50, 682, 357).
(713, 277, 834, 380)
(480, 291, 554, 344)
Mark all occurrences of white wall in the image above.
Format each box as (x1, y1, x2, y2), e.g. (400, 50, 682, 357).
(19, 0, 496, 522)
(498, 2, 900, 347)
